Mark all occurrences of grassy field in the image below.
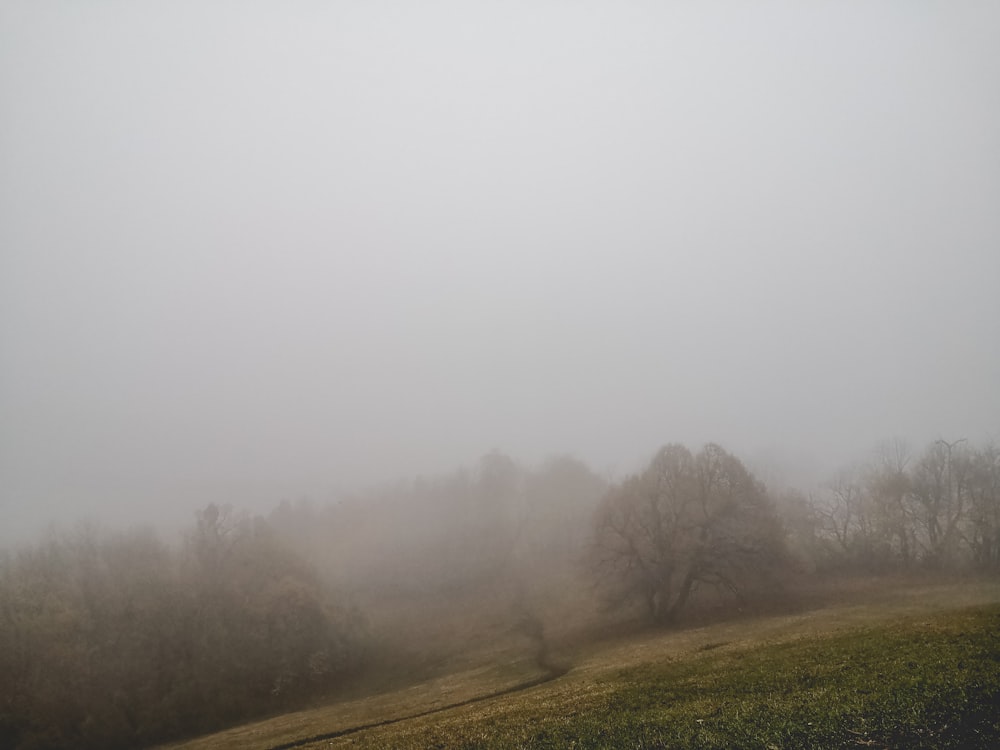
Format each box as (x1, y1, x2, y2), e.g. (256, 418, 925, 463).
(163, 578, 1000, 750)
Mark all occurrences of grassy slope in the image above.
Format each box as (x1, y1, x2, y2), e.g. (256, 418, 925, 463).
(163, 579, 1000, 750)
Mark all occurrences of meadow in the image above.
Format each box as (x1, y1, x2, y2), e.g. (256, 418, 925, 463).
(163, 578, 1000, 750)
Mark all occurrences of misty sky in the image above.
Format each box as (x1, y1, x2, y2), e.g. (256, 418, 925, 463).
(2, 2, 999, 542)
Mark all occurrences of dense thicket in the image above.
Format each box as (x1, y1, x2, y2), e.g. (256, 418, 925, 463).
(0, 507, 364, 750)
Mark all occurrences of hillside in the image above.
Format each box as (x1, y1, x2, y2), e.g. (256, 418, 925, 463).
(162, 578, 1000, 750)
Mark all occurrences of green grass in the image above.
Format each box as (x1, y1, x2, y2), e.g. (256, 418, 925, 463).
(164, 581, 1000, 750)
(313, 604, 1000, 749)
(569, 608, 1000, 749)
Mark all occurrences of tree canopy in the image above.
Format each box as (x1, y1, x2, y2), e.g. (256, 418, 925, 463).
(593, 443, 788, 624)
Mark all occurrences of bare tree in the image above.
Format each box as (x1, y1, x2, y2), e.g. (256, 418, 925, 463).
(910, 439, 969, 567)
(592, 443, 787, 625)
(965, 442, 1000, 570)
(864, 438, 915, 567)
(816, 468, 866, 559)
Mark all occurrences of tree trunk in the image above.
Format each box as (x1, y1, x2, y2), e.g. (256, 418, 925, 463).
(666, 568, 697, 623)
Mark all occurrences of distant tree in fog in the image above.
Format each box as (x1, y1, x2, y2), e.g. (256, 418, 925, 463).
(867, 438, 915, 566)
(965, 443, 1000, 570)
(814, 466, 884, 569)
(592, 443, 788, 625)
(812, 438, 1000, 572)
(517, 456, 607, 563)
(909, 440, 969, 567)
(0, 510, 365, 750)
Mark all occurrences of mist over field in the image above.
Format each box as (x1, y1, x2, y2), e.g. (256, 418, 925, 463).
(3, 5, 1000, 748)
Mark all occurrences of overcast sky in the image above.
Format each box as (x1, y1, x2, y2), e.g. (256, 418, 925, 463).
(2, 1, 999, 542)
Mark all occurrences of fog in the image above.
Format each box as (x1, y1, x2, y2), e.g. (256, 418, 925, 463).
(2, 2, 999, 544)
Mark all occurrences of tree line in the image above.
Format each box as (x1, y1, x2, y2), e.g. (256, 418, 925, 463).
(1, 437, 997, 749)
(808, 438, 1000, 572)
(0, 506, 364, 750)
